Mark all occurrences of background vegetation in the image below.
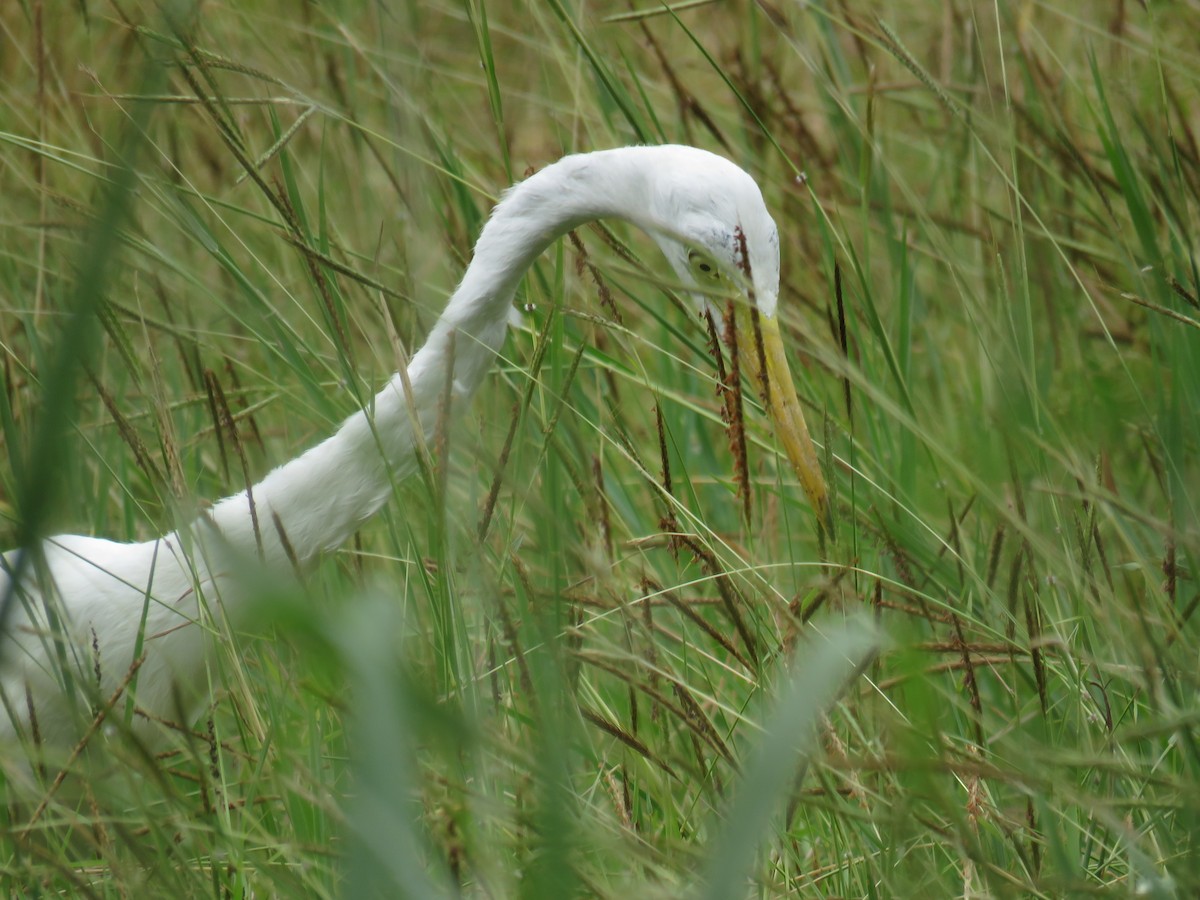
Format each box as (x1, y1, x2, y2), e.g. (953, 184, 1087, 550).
(1, 0, 1197, 896)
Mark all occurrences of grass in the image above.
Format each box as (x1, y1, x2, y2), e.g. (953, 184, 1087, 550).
(1, 0, 1197, 896)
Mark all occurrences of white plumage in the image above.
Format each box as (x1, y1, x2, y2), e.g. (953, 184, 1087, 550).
(0, 145, 829, 746)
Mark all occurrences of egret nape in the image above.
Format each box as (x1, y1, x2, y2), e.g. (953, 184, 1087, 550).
(0, 145, 830, 746)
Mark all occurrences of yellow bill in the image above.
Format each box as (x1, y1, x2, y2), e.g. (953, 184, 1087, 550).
(733, 306, 833, 534)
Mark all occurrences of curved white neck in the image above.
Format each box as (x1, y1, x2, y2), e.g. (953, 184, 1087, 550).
(200, 148, 661, 570)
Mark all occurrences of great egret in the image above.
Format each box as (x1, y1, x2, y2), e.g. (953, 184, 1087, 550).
(0, 145, 830, 747)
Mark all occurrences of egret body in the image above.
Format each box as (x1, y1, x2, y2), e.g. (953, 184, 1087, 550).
(0, 145, 829, 746)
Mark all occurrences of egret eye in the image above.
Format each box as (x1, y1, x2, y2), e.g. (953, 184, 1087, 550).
(688, 250, 723, 283)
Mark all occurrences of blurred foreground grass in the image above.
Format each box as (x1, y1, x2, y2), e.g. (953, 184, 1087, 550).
(0, 1, 1197, 896)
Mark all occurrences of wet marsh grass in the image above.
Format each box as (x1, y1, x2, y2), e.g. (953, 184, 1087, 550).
(1, 1, 1198, 896)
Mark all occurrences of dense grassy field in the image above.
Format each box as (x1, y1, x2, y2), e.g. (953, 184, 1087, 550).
(1, 0, 1197, 896)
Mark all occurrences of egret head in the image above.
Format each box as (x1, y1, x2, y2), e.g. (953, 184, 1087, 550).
(644, 149, 781, 318)
(643, 147, 833, 533)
